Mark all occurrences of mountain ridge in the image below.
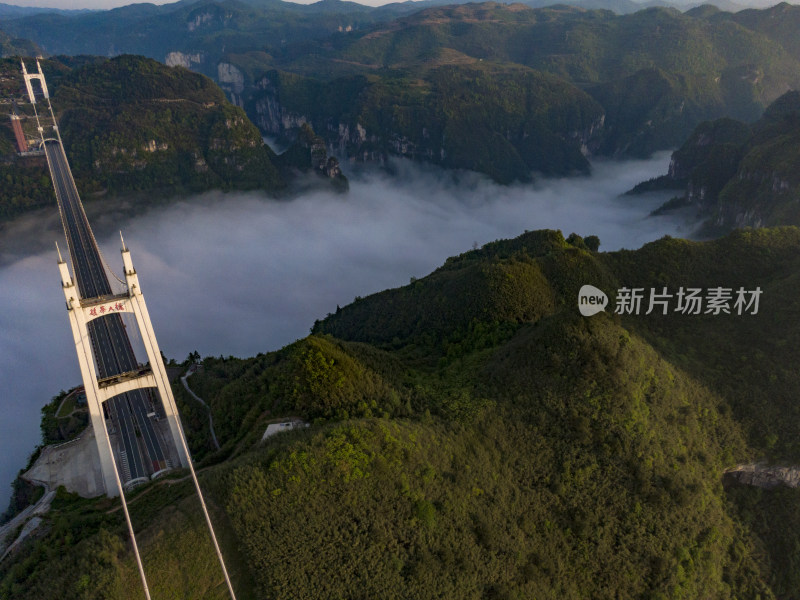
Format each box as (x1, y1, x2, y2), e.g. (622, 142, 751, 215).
(215, 1, 800, 179)
(7, 2, 800, 183)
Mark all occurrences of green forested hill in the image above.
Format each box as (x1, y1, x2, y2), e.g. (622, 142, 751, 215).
(724, 3, 800, 60)
(631, 90, 800, 231)
(0, 55, 285, 220)
(254, 62, 604, 183)
(0, 0, 418, 70)
(54, 55, 283, 196)
(4, 227, 800, 598)
(223, 2, 800, 180)
(0, 30, 39, 58)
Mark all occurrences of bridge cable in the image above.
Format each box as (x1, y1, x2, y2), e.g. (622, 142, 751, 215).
(134, 292, 238, 600)
(101, 411, 153, 600)
(30, 62, 153, 600)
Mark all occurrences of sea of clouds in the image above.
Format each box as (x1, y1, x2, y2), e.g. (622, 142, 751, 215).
(0, 153, 695, 507)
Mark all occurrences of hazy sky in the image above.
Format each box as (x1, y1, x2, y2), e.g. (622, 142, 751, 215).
(0, 153, 694, 509)
(1, 0, 796, 12)
(1, 0, 394, 10)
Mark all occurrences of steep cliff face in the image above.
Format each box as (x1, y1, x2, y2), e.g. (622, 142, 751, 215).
(165, 51, 205, 69)
(630, 91, 800, 231)
(217, 62, 246, 106)
(63, 57, 283, 193)
(668, 118, 751, 210)
(251, 75, 310, 134)
(274, 122, 348, 190)
(709, 92, 800, 229)
(244, 65, 605, 184)
(185, 3, 235, 33)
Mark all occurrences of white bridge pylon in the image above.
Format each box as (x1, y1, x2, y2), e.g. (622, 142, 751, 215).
(21, 59, 49, 104)
(56, 238, 190, 496)
(41, 60, 238, 600)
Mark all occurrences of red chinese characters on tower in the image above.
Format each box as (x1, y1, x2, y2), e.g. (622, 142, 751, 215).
(87, 302, 127, 318)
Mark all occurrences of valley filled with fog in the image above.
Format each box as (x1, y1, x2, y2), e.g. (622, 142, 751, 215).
(0, 153, 694, 506)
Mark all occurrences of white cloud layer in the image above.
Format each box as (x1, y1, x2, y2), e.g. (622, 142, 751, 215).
(0, 153, 693, 507)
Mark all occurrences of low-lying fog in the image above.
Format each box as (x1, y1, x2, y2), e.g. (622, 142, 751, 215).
(0, 153, 694, 507)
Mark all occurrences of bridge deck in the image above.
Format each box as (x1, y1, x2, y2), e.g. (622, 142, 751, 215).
(44, 139, 167, 485)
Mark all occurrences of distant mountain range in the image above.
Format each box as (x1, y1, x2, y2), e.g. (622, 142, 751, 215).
(4, 0, 800, 184)
(0, 0, 782, 63)
(4, 0, 800, 196)
(0, 0, 773, 20)
(0, 0, 420, 59)
(0, 27, 38, 57)
(232, 2, 800, 181)
(0, 3, 95, 18)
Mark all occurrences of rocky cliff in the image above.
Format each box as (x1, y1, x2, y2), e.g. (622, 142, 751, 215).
(629, 91, 800, 231)
(274, 122, 348, 190)
(243, 65, 605, 184)
(726, 464, 800, 489)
